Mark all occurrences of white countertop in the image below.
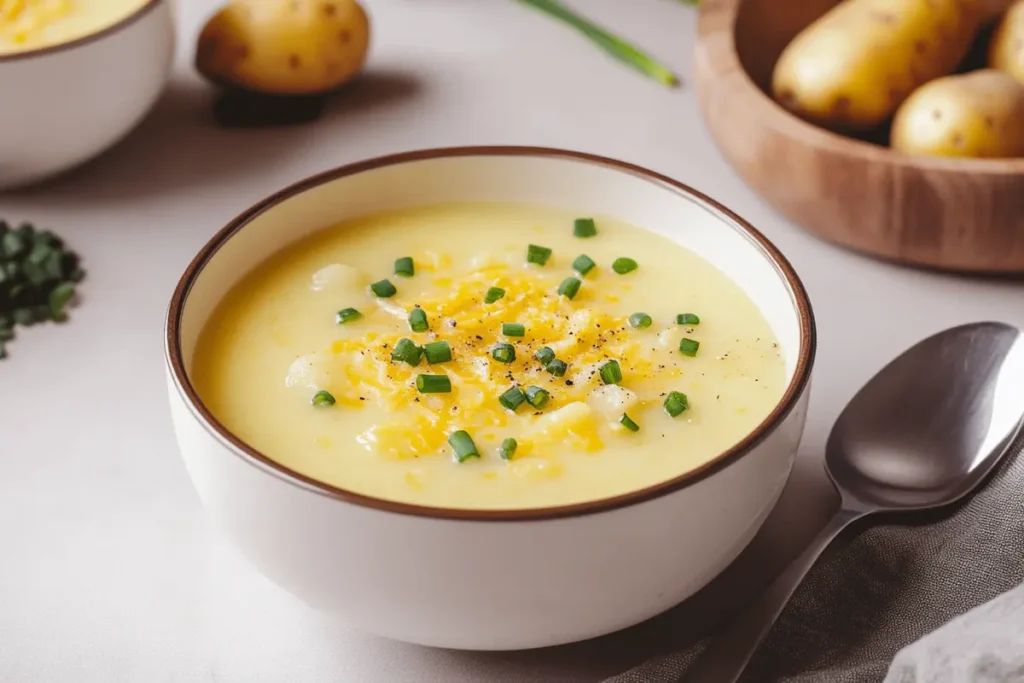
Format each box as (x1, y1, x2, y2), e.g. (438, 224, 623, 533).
(3, 1, 1024, 681)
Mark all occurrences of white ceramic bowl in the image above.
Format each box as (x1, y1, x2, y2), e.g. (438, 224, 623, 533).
(165, 147, 816, 651)
(0, 0, 175, 190)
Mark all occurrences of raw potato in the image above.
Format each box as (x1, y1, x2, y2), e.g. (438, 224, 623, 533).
(195, 0, 370, 96)
(990, 0, 1024, 85)
(772, 0, 986, 131)
(891, 70, 1024, 158)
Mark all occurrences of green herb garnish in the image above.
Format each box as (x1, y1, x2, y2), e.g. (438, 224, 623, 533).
(612, 257, 638, 274)
(516, 0, 680, 87)
(485, 286, 506, 303)
(499, 387, 527, 411)
(449, 430, 480, 462)
(534, 346, 556, 364)
(620, 413, 640, 432)
(546, 359, 568, 377)
(394, 257, 414, 277)
(628, 312, 652, 329)
(408, 308, 429, 333)
(423, 340, 452, 364)
(573, 218, 597, 238)
(525, 385, 550, 409)
(572, 254, 596, 276)
(492, 343, 516, 364)
(417, 374, 452, 394)
(679, 338, 700, 357)
(677, 313, 700, 326)
(527, 244, 553, 266)
(311, 390, 336, 407)
(336, 307, 362, 324)
(391, 338, 423, 366)
(599, 360, 622, 385)
(664, 391, 689, 417)
(499, 437, 518, 461)
(502, 322, 526, 337)
(558, 276, 581, 299)
(370, 279, 397, 298)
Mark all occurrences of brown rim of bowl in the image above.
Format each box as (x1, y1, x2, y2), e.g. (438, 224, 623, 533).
(165, 145, 817, 522)
(707, 0, 1024, 175)
(0, 0, 164, 63)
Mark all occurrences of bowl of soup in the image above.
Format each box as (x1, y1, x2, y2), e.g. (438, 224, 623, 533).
(0, 0, 174, 189)
(165, 146, 816, 650)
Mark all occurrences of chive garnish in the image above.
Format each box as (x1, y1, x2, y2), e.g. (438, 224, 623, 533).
(546, 359, 568, 377)
(599, 360, 622, 385)
(612, 257, 638, 274)
(492, 343, 516, 364)
(423, 340, 452, 364)
(620, 413, 640, 432)
(336, 307, 362, 324)
(485, 286, 506, 304)
(558, 276, 581, 299)
(499, 387, 527, 411)
(499, 437, 518, 461)
(391, 338, 423, 366)
(408, 308, 429, 332)
(370, 279, 397, 297)
(679, 338, 700, 357)
(534, 346, 556, 364)
(502, 322, 525, 337)
(394, 256, 414, 277)
(527, 244, 552, 266)
(416, 374, 452, 394)
(449, 430, 480, 462)
(664, 391, 689, 417)
(677, 313, 700, 326)
(574, 218, 597, 238)
(628, 312, 652, 329)
(525, 386, 550, 409)
(311, 390, 336, 407)
(572, 254, 596, 276)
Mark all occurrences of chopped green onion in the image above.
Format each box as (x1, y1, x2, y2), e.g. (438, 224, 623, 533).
(534, 346, 556, 364)
(391, 338, 423, 366)
(370, 279, 397, 298)
(516, 0, 680, 88)
(558, 276, 581, 299)
(620, 413, 640, 432)
(311, 390, 336, 407)
(572, 254, 596, 276)
(664, 391, 689, 417)
(485, 286, 506, 304)
(573, 218, 597, 238)
(335, 307, 362, 324)
(502, 322, 525, 337)
(546, 359, 568, 377)
(416, 374, 452, 394)
(679, 338, 700, 357)
(628, 312, 652, 329)
(424, 340, 452, 364)
(408, 308, 429, 333)
(677, 313, 701, 326)
(394, 257, 414, 277)
(599, 360, 622, 385)
(527, 244, 552, 266)
(499, 437, 518, 461)
(612, 257, 638, 274)
(492, 343, 516, 364)
(449, 430, 480, 462)
(499, 387, 527, 411)
(525, 385, 550, 409)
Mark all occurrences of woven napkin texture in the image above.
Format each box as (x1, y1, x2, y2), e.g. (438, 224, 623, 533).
(603, 438, 1024, 683)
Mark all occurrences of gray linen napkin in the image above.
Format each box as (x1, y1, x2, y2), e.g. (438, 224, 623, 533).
(603, 438, 1024, 683)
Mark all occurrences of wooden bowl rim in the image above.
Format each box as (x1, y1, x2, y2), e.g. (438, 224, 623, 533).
(699, 0, 1024, 176)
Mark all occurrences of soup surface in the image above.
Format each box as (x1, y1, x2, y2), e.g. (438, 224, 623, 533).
(192, 203, 787, 510)
(0, 0, 149, 54)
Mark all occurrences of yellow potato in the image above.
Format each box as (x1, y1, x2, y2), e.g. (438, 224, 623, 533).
(990, 0, 1024, 84)
(195, 0, 370, 96)
(891, 70, 1024, 158)
(771, 0, 986, 131)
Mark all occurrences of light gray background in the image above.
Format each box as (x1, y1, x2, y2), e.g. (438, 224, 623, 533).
(2, 1, 1022, 681)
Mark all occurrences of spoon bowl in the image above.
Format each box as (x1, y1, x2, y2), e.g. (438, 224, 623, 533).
(827, 322, 1024, 512)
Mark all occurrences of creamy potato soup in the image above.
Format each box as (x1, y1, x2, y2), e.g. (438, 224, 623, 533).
(192, 203, 787, 510)
(0, 0, 149, 54)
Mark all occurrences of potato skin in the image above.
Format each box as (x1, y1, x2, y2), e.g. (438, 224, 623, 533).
(772, 0, 985, 132)
(195, 0, 370, 96)
(891, 70, 1024, 158)
(990, 0, 1024, 85)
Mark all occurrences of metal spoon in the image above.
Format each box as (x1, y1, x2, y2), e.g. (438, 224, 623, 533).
(683, 321, 1024, 683)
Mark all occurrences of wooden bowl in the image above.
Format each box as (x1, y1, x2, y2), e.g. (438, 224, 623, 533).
(694, 0, 1024, 274)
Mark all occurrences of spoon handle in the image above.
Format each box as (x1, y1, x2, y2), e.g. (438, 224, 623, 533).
(681, 507, 864, 683)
